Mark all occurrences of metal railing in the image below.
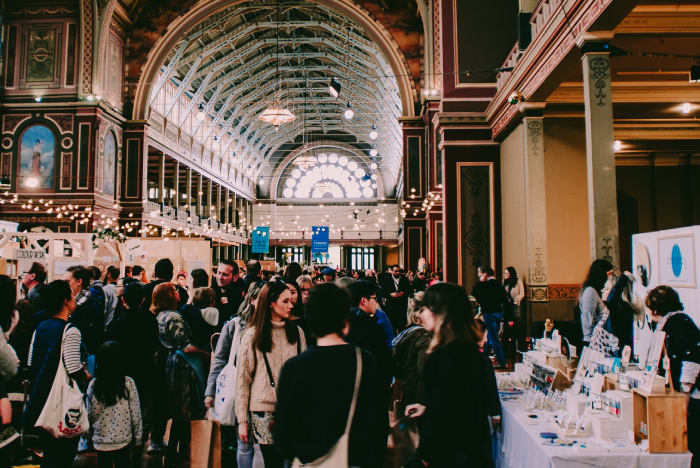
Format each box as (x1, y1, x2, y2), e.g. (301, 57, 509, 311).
(145, 201, 160, 214)
(163, 206, 176, 219)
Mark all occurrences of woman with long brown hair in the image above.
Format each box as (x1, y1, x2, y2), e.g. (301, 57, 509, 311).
(235, 279, 306, 468)
(406, 283, 497, 467)
(153, 282, 209, 467)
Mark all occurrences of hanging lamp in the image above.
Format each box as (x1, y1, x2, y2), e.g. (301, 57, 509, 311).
(259, 0, 295, 130)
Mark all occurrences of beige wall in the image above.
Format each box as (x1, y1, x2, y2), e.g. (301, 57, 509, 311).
(543, 118, 590, 286)
(500, 123, 528, 281)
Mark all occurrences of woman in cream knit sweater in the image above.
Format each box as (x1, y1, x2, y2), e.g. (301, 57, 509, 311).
(235, 279, 306, 467)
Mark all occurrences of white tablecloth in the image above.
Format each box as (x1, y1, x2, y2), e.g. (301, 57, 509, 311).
(494, 400, 692, 468)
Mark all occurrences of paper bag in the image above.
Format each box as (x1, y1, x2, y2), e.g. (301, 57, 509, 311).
(190, 420, 221, 468)
(390, 415, 419, 467)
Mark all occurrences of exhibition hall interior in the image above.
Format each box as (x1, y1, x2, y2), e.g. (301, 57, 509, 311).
(1, 0, 700, 466)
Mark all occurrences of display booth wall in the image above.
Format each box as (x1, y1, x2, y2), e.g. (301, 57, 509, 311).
(632, 226, 700, 365)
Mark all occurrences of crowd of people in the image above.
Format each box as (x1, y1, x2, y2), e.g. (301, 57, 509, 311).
(0, 258, 532, 468)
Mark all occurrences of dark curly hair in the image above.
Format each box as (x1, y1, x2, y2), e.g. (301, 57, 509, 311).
(645, 285, 684, 317)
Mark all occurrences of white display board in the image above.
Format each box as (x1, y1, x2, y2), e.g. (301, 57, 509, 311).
(632, 226, 700, 365)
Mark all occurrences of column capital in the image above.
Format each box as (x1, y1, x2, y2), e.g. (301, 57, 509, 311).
(577, 32, 615, 51)
(519, 102, 546, 117)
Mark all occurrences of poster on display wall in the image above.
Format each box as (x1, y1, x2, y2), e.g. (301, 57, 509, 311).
(658, 234, 696, 288)
(311, 226, 329, 254)
(252, 227, 269, 254)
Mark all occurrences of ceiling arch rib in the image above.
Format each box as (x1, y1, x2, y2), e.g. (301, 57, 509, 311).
(148, 0, 404, 191)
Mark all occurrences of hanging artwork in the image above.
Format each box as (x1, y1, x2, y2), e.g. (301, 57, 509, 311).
(104, 132, 116, 196)
(20, 125, 54, 188)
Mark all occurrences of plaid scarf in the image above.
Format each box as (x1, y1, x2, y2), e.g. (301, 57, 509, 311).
(75, 288, 91, 306)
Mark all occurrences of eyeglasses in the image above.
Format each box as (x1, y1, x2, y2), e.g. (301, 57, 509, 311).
(367, 295, 378, 302)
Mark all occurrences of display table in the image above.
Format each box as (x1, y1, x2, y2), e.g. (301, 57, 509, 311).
(494, 400, 692, 468)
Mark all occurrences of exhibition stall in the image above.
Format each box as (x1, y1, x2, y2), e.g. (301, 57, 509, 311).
(495, 333, 691, 467)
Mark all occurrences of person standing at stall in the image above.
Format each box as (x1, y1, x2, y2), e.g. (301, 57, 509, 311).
(472, 267, 508, 369)
(578, 259, 613, 347)
(646, 286, 700, 468)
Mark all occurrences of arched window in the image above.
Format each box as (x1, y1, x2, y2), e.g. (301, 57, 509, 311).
(279, 151, 378, 200)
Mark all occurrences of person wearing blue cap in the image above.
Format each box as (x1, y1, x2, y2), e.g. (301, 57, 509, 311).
(322, 268, 336, 283)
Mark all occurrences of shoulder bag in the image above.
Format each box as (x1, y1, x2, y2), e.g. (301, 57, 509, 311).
(292, 347, 362, 467)
(209, 318, 242, 425)
(34, 326, 89, 438)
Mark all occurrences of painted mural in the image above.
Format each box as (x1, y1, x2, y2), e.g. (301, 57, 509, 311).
(104, 132, 116, 196)
(20, 125, 55, 188)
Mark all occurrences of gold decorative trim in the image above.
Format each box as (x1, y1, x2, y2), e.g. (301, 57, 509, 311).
(547, 285, 581, 300)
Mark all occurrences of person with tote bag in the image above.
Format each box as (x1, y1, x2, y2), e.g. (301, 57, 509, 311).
(22, 280, 91, 468)
(274, 283, 388, 468)
(205, 282, 265, 468)
(235, 279, 306, 468)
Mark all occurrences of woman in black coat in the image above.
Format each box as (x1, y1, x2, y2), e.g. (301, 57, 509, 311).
(406, 283, 496, 467)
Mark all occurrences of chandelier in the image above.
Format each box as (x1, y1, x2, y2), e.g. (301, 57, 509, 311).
(312, 181, 331, 194)
(259, 91, 295, 131)
(292, 152, 318, 171)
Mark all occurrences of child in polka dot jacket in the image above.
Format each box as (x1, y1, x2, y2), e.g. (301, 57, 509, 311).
(87, 342, 143, 468)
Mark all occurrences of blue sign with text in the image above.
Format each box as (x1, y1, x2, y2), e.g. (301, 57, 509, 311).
(311, 226, 329, 254)
(252, 227, 269, 254)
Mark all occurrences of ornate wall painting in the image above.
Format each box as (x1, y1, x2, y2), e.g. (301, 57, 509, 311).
(103, 132, 116, 196)
(20, 125, 55, 188)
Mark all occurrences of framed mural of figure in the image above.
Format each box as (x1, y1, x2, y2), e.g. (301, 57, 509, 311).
(104, 132, 116, 196)
(20, 125, 55, 189)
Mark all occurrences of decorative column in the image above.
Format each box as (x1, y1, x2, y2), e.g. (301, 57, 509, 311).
(216, 184, 222, 223)
(157, 153, 165, 205)
(120, 122, 148, 237)
(581, 34, 620, 269)
(186, 168, 192, 215)
(206, 180, 213, 219)
(173, 161, 180, 209)
(522, 105, 549, 302)
(224, 189, 230, 226)
(196, 174, 203, 217)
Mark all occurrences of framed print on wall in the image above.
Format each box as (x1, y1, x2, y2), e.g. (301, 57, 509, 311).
(658, 234, 696, 288)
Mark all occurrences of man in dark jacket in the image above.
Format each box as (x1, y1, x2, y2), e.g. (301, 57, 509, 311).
(380, 265, 413, 333)
(346, 281, 393, 387)
(242, 259, 262, 287)
(141, 258, 186, 313)
(472, 266, 508, 368)
(65, 265, 104, 356)
(275, 283, 388, 467)
(212, 259, 246, 324)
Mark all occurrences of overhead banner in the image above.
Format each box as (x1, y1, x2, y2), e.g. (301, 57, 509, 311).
(252, 226, 270, 254)
(311, 226, 329, 254)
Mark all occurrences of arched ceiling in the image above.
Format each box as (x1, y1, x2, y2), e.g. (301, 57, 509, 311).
(145, 0, 412, 187)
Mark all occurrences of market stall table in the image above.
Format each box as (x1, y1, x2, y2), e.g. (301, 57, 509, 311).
(494, 399, 692, 468)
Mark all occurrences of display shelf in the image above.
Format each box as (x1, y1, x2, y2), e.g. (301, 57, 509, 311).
(633, 388, 687, 453)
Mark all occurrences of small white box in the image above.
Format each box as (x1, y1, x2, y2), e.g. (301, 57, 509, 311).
(567, 393, 588, 417)
(514, 363, 530, 375)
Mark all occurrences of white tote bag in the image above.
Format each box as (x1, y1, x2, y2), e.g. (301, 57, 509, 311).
(292, 347, 362, 468)
(34, 326, 89, 438)
(209, 318, 242, 426)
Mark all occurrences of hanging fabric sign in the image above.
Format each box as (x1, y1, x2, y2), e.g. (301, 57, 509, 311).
(252, 227, 270, 254)
(311, 226, 329, 254)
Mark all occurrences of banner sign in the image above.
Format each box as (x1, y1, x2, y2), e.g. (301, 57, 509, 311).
(252, 227, 270, 254)
(13, 249, 46, 260)
(311, 226, 329, 254)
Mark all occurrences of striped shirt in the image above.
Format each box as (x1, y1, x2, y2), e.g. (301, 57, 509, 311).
(27, 327, 83, 374)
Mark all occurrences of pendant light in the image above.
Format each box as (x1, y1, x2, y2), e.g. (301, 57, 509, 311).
(259, 0, 295, 130)
(329, 78, 341, 98)
(369, 124, 378, 140)
(196, 103, 206, 121)
(343, 102, 354, 120)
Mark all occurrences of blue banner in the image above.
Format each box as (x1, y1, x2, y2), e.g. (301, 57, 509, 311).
(311, 226, 329, 254)
(251, 226, 269, 254)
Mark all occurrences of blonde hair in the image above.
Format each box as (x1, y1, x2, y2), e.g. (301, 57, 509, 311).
(407, 291, 424, 326)
(193, 287, 216, 308)
(150, 282, 178, 314)
(296, 275, 313, 289)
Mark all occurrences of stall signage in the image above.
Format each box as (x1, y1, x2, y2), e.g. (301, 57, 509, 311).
(13, 249, 46, 260)
(252, 227, 269, 254)
(311, 226, 329, 254)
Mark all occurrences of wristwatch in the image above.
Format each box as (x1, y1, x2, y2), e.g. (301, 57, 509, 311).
(681, 384, 692, 393)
